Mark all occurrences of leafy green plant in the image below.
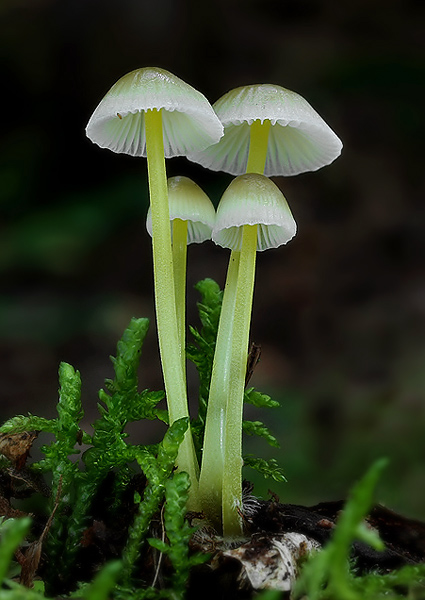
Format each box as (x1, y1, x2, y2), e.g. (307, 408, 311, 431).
(1, 318, 169, 595)
(147, 472, 209, 596)
(120, 418, 190, 587)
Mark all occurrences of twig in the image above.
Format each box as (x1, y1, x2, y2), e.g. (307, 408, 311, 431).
(151, 502, 166, 589)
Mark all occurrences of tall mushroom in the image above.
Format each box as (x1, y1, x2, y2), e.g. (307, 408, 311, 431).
(86, 68, 223, 506)
(192, 83, 342, 533)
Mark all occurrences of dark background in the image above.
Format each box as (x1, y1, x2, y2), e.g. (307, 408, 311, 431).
(1, 0, 424, 518)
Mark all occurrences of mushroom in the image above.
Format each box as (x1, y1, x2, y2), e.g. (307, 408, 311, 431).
(188, 83, 343, 176)
(200, 174, 296, 536)
(86, 67, 223, 506)
(146, 175, 216, 372)
(196, 83, 341, 534)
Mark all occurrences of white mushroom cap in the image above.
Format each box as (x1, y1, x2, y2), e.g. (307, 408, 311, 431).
(212, 173, 296, 251)
(86, 67, 223, 157)
(188, 84, 342, 176)
(146, 176, 216, 244)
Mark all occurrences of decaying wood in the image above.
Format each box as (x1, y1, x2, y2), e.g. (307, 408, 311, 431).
(0, 431, 39, 470)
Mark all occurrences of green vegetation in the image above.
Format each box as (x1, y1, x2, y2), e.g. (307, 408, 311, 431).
(0, 284, 283, 598)
(294, 459, 425, 599)
(1, 298, 424, 599)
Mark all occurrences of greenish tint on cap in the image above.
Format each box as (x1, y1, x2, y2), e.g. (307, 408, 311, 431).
(212, 173, 296, 251)
(189, 83, 342, 176)
(86, 67, 223, 157)
(146, 176, 216, 243)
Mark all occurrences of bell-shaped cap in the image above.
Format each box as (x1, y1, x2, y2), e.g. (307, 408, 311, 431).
(86, 67, 223, 158)
(212, 173, 296, 251)
(146, 176, 216, 244)
(188, 84, 342, 176)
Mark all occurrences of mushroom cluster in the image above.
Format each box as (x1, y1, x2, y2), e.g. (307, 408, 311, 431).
(86, 68, 342, 535)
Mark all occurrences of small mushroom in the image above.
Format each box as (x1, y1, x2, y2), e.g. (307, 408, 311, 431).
(146, 175, 215, 244)
(199, 174, 296, 537)
(212, 174, 296, 251)
(188, 83, 342, 176)
(86, 67, 223, 507)
(146, 175, 216, 369)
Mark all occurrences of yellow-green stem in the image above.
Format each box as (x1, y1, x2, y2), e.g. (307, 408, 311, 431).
(246, 119, 271, 174)
(198, 251, 240, 528)
(144, 109, 199, 507)
(199, 119, 271, 532)
(222, 224, 257, 537)
(221, 119, 271, 535)
(172, 218, 188, 379)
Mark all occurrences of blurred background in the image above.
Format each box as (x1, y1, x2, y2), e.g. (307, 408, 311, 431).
(1, 0, 424, 518)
